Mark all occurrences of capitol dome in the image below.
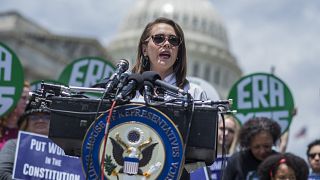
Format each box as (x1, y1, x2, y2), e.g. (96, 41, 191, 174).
(107, 0, 242, 98)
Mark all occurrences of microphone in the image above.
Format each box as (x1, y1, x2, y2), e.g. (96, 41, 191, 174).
(41, 82, 70, 96)
(116, 71, 131, 91)
(41, 82, 107, 95)
(141, 71, 161, 82)
(104, 59, 129, 94)
(91, 70, 130, 89)
(154, 80, 187, 95)
(115, 73, 143, 101)
(142, 71, 187, 95)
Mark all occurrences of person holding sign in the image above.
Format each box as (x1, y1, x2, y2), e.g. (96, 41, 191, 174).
(0, 104, 50, 179)
(222, 117, 282, 180)
(306, 139, 320, 179)
(131, 17, 207, 100)
(0, 81, 30, 151)
(257, 153, 309, 180)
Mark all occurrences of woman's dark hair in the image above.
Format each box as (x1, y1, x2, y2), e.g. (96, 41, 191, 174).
(131, 17, 187, 88)
(238, 117, 281, 149)
(307, 139, 320, 156)
(258, 153, 309, 180)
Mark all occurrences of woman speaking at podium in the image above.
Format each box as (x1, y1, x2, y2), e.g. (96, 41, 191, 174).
(131, 17, 208, 180)
(132, 17, 207, 101)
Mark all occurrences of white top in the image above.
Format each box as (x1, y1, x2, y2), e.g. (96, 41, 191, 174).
(132, 73, 207, 102)
(164, 73, 207, 100)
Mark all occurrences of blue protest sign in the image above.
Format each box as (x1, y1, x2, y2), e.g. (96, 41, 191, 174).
(190, 167, 210, 180)
(190, 155, 229, 180)
(13, 131, 85, 180)
(309, 174, 320, 180)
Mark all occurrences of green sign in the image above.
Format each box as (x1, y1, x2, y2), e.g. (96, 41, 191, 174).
(0, 42, 24, 117)
(58, 57, 115, 87)
(228, 73, 294, 133)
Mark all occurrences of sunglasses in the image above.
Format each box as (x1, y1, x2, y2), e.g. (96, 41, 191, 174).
(150, 34, 182, 47)
(308, 153, 320, 159)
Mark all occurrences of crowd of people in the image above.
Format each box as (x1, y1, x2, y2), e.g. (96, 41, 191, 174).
(0, 17, 319, 180)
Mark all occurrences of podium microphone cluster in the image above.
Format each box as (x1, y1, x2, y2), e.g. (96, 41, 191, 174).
(114, 70, 188, 103)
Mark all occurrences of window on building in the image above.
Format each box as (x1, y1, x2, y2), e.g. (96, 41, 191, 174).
(204, 65, 211, 82)
(154, 12, 159, 18)
(214, 68, 220, 85)
(183, 14, 189, 25)
(210, 22, 215, 37)
(192, 16, 198, 29)
(173, 13, 179, 21)
(223, 70, 229, 88)
(193, 62, 199, 77)
(201, 19, 207, 33)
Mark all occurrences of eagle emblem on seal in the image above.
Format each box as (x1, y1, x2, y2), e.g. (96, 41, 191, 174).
(106, 130, 160, 178)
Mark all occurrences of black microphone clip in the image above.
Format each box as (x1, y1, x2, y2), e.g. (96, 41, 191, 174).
(142, 81, 154, 105)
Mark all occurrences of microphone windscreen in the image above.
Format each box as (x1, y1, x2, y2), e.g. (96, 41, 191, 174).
(128, 73, 144, 90)
(117, 59, 129, 69)
(142, 71, 161, 82)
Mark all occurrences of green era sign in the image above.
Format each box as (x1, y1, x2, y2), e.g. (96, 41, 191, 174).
(228, 73, 294, 133)
(58, 57, 115, 87)
(0, 42, 24, 117)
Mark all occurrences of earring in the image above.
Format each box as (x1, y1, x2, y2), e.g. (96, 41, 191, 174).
(142, 55, 150, 70)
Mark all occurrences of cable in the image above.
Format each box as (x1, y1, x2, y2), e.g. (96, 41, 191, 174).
(220, 112, 226, 179)
(85, 90, 109, 180)
(100, 100, 117, 180)
(183, 97, 195, 164)
(216, 104, 231, 180)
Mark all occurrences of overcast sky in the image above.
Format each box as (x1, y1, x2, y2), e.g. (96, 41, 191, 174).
(1, 0, 319, 160)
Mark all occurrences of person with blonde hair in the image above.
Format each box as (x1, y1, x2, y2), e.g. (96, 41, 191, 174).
(217, 115, 240, 155)
(205, 115, 240, 179)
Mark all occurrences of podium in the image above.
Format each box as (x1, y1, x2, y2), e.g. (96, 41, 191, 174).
(48, 96, 218, 164)
(48, 96, 219, 179)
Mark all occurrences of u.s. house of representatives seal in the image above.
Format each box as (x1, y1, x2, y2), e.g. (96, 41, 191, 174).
(81, 104, 184, 180)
